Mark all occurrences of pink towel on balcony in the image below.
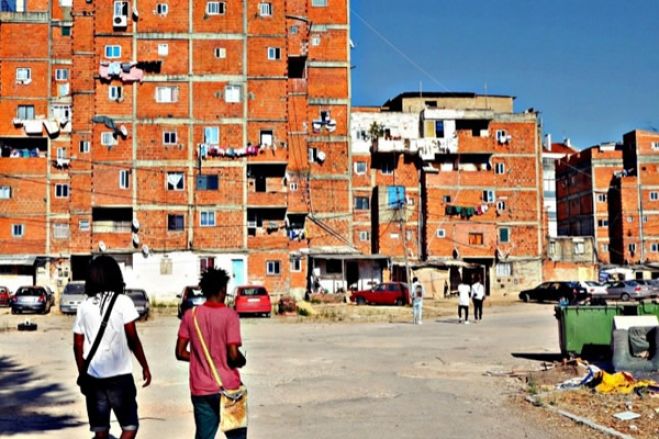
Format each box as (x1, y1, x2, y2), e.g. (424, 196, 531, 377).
(120, 67, 144, 82)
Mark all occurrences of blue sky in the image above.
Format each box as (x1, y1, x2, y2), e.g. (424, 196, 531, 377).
(350, 0, 659, 149)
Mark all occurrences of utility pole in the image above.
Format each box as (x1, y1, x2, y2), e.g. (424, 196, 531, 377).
(398, 199, 411, 284)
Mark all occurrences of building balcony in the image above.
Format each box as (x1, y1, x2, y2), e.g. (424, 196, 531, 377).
(92, 221, 132, 233)
(247, 229, 288, 249)
(371, 138, 415, 154)
(247, 190, 288, 207)
(415, 137, 459, 160)
(288, 78, 307, 94)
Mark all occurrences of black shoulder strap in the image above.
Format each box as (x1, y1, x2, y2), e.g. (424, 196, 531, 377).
(82, 292, 120, 374)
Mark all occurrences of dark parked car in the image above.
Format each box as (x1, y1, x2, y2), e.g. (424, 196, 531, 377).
(229, 285, 272, 317)
(350, 282, 410, 306)
(0, 286, 11, 307)
(59, 281, 86, 314)
(126, 288, 150, 320)
(518, 282, 589, 303)
(177, 285, 205, 319)
(10, 286, 54, 314)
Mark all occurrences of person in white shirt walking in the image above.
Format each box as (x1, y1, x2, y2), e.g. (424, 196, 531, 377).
(470, 275, 486, 322)
(411, 277, 424, 325)
(457, 280, 471, 324)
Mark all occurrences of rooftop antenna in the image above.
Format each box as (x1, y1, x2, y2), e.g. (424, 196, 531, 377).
(419, 81, 423, 97)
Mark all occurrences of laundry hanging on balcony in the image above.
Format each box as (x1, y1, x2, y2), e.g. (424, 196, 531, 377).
(445, 204, 489, 219)
(99, 62, 145, 83)
(312, 110, 337, 133)
(92, 116, 128, 138)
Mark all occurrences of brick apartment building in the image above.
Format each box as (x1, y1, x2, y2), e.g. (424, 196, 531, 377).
(352, 92, 544, 296)
(0, 0, 351, 298)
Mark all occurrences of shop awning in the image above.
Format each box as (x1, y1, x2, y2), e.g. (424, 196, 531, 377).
(0, 256, 36, 266)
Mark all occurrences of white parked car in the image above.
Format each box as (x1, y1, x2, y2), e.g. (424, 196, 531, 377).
(577, 281, 607, 296)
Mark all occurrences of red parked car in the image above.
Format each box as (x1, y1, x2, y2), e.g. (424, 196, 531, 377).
(0, 286, 11, 307)
(350, 282, 410, 306)
(230, 285, 272, 317)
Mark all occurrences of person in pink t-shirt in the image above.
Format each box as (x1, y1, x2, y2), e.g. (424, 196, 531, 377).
(176, 268, 246, 439)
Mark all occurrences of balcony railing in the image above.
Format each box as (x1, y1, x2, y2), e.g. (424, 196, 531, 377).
(92, 221, 132, 233)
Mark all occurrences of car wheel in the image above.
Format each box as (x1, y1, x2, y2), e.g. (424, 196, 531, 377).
(265, 312, 271, 318)
(521, 293, 530, 303)
(621, 293, 630, 301)
(356, 297, 366, 305)
(395, 298, 403, 306)
(11, 308, 17, 315)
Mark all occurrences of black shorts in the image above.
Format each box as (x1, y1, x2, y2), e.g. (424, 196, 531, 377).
(85, 374, 139, 432)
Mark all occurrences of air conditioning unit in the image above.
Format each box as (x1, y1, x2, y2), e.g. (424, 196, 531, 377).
(247, 221, 257, 228)
(113, 14, 128, 27)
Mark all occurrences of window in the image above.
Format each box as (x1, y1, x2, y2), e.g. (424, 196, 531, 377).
(381, 160, 395, 175)
(108, 85, 123, 101)
(163, 130, 178, 145)
(436, 228, 446, 238)
(597, 219, 609, 227)
(200, 211, 216, 227)
(483, 190, 495, 203)
(214, 47, 226, 59)
(358, 231, 370, 241)
(387, 186, 405, 208)
(224, 84, 241, 103)
(12, 224, 24, 238)
(289, 182, 298, 192)
(119, 170, 130, 189)
(308, 147, 317, 163)
(58, 83, 70, 97)
(443, 195, 451, 203)
(290, 25, 298, 34)
(56, 147, 67, 160)
(203, 127, 219, 144)
(643, 215, 649, 223)
(206, 1, 225, 15)
(16, 105, 35, 120)
(259, 2, 272, 16)
(114, 1, 128, 16)
(601, 243, 609, 252)
(290, 256, 301, 272)
(168, 214, 184, 231)
(406, 230, 413, 241)
(200, 257, 215, 272)
(495, 163, 505, 174)
(628, 243, 637, 253)
(104, 45, 121, 58)
(79, 220, 90, 231)
(496, 129, 510, 144)
(311, 35, 321, 46)
(79, 140, 90, 153)
(156, 86, 178, 103)
(53, 223, 69, 239)
(61, 26, 71, 37)
(157, 44, 169, 56)
(496, 200, 506, 212)
(260, 129, 273, 146)
(156, 3, 168, 14)
(468, 233, 484, 246)
(266, 260, 280, 275)
(59, 0, 72, 6)
(651, 142, 659, 151)
(574, 242, 585, 254)
(55, 184, 69, 198)
(196, 174, 219, 190)
(311, 0, 327, 6)
(167, 172, 184, 191)
(499, 227, 510, 243)
(354, 196, 370, 210)
(52, 104, 71, 122)
(16, 68, 31, 83)
(101, 132, 115, 146)
(389, 233, 400, 240)
(267, 47, 281, 60)
(627, 216, 634, 223)
(0, 186, 11, 199)
(495, 263, 512, 278)
(597, 193, 607, 203)
(354, 161, 367, 175)
(55, 69, 69, 81)
(651, 243, 659, 253)
(650, 192, 659, 201)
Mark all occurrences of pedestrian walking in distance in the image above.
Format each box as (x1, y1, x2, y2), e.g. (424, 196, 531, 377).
(176, 267, 247, 439)
(73, 255, 151, 439)
(457, 279, 471, 324)
(471, 275, 486, 322)
(411, 277, 424, 325)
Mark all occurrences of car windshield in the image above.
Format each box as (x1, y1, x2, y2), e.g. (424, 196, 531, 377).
(126, 290, 146, 300)
(585, 281, 601, 287)
(63, 283, 85, 295)
(240, 287, 267, 296)
(188, 288, 203, 297)
(17, 288, 43, 296)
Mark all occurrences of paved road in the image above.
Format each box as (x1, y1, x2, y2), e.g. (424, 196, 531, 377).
(0, 303, 565, 438)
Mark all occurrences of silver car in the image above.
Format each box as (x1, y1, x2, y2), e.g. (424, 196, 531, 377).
(59, 281, 87, 314)
(605, 280, 653, 301)
(10, 286, 54, 314)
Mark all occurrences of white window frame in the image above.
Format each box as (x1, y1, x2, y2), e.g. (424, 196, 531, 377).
(290, 257, 302, 273)
(163, 130, 178, 145)
(651, 142, 659, 151)
(574, 241, 585, 254)
(436, 228, 446, 238)
(53, 223, 70, 239)
(308, 147, 317, 163)
(101, 132, 116, 146)
(56, 147, 67, 160)
(16, 67, 31, 84)
(108, 85, 123, 101)
(311, 0, 327, 7)
(157, 43, 169, 56)
(266, 260, 280, 275)
(259, 2, 272, 16)
(155, 86, 179, 103)
(58, 83, 70, 97)
(205, 1, 225, 15)
(51, 104, 71, 122)
(104, 45, 122, 59)
(16, 105, 35, 120)
(200, 210, 216, 227)
(59, 0, 72, 6)
(358, 231, 370, 242)
(267, 47, 281, 60)
(79, 220, 90, 231)
(203, 126, 219, 144)
(55, 183, 69, 198)
(311, 35, 321, 46)
(166, 172, 185, 191)
(483, 190, 496, 203)
(0, 186, 11, 200)
(495, 262, 513, 278)
(629, 243, 637, 253)
(354, 196, 370, 210)
(214, 47, 226, 59)
(597, 193, 607, 203)
(495, 162, 505, 174)
(602, 243, 609, 253)
(12, 224, 24, 238)
(650, 191, 659, 201)
(651, 243, 659, 253)
(499, 227, 510, 243)
(496, 200, 506, 211)
(289, 182, 298, 192)
(354, 161, 367, 175)
(119, 170, 130, 189)
(156, 3, 168, 15)
(55, 68, 69, 81)
(79, 140, 90, 153)
(224, 84, 241, 103)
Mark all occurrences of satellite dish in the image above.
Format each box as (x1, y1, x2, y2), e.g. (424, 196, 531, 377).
(98, 241, 106, 252)
(132, 218, 140, 232)
(141, 245, 149, 257)
(132, 233, 140, 247)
